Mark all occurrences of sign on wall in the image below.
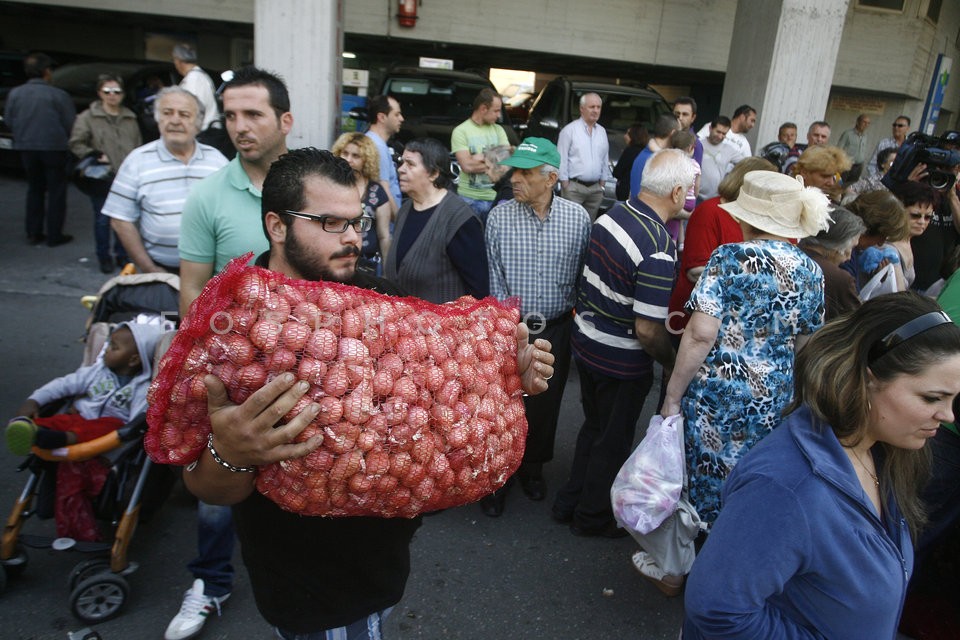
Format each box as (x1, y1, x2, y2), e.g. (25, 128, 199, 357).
(921, 54, 952, 135)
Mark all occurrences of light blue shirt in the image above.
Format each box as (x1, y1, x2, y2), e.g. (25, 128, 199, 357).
(366, 130, 401, 204)
(485, 195, 591, 320)
(557, 118, 611, 183)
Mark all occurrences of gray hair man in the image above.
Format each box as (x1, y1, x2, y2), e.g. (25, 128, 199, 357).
(558, 92, 611, 218)
(482, 137, 591, 515)
(172, 42, 220, 132)
(553, 148, 696, 538)
(102, 86, 227, 273)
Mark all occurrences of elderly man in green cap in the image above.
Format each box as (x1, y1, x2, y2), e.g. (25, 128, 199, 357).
(480, 137, 592, 517)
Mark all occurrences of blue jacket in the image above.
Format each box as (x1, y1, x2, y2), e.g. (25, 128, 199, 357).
(4, 78, 75, 150)
(683, 406, 912, 640)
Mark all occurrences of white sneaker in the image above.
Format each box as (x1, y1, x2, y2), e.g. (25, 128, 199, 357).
(164, 578, 230, 640)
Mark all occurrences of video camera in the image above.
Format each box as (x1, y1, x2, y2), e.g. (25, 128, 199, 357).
(882, 131, 960, 192)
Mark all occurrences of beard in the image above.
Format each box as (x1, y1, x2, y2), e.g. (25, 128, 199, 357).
(284, 224, 360, 283)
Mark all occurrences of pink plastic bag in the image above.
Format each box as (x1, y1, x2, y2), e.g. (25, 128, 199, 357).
(611, 414, 684, 535)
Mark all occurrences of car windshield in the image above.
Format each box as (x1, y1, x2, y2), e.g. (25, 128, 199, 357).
(576, 91, 672, 132)
(384, 77, 490, 121)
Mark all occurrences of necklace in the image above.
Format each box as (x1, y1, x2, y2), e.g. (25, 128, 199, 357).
(846, 446, 880, 488)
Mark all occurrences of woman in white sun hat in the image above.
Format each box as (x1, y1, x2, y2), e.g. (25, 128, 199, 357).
(661, 170, 830, 531)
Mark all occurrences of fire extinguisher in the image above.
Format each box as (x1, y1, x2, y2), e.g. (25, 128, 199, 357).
(397, 0, 418, 27)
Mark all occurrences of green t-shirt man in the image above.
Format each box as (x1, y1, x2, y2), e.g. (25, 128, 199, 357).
(450, 118, 508, 202)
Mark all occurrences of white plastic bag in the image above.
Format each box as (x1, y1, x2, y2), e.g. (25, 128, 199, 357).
(611, 414, 684, 535)
(859, 263, 898, 301)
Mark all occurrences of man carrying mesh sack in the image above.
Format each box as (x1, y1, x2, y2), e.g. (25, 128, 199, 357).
(172, 148, 554, 638)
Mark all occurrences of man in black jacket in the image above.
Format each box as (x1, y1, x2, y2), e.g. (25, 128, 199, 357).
(4, 52, 76, 246)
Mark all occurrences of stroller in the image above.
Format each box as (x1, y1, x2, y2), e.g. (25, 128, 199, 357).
(0, 272, 180, 623)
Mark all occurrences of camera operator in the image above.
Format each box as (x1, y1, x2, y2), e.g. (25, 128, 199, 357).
(884, 131, 960, 292)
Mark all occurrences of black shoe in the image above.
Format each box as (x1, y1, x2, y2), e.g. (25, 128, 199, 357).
(551, 506, 573, 524)
(99, 259, 115, 274)
(479, 491, 507, 517)
(27, 233, 46, 245)
(518, 474, 547, 501)
(570, 520, 629, 539)
(47, 234, 73, 247)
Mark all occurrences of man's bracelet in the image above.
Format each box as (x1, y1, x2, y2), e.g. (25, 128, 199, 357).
(206, 433, 256, 473)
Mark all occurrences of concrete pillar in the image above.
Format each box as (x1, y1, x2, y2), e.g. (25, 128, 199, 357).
(254, 0, 343, 150)
(720, 0, 849, 152)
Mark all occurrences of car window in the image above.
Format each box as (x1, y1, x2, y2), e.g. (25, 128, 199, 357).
(598, 93, 672, 132)
(384, 77, 488, 121)
(532, 83, 563, 122)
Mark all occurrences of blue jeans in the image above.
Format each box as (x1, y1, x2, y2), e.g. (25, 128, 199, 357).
(274, 608, 392, 640)
(187, 501, 235, 598)
(89, 193, 128, 264)
(458, 195, 494, 222)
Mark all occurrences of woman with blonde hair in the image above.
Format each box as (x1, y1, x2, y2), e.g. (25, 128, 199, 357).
(684, 292, 960, 638)
(795, 145, 852, 202)
(331, 132, 395, 274)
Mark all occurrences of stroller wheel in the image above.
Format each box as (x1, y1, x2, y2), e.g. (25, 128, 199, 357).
(68, 558, 111, 591)
(69, 573, 129, 623)
(2, 544, 28, 578)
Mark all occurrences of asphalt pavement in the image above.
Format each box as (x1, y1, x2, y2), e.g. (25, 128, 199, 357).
(0, 171, 684, 640)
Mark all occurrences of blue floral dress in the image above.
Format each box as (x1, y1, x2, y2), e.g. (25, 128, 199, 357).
(682, 240, 824, 526)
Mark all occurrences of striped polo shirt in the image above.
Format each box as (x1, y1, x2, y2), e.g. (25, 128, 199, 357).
(571, 196, 677, 379)
(103, 139, 227, 268)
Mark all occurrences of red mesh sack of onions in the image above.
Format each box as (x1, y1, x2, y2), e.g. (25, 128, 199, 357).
(146, 254, 528, 518)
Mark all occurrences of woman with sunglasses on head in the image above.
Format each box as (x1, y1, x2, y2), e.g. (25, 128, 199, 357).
(683, 292, 960, 639)
(385, 137, 489, 304)
(331, 132, 396, 275)
(69, 74, 142, 274)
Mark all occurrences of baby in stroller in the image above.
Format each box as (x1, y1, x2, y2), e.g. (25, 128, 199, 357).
(6, 322, 163, 541)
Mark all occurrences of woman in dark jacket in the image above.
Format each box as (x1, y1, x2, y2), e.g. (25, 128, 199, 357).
(69, 74, 142, 273)
(384, 138, 489, 303)
(613, 124, 648, 201)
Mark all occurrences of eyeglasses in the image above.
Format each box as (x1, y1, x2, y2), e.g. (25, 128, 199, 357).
(100, 88, 124, 95)
(284, 211, 372, 233)
(892, 123, 907, 128)
(909, 212, 934, 221)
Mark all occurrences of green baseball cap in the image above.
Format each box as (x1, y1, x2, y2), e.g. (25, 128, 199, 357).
(500, 137, 561, 169)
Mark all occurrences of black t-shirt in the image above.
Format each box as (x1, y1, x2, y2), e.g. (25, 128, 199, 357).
(241, 252, 419, 632)
(910, 198, 958, 291)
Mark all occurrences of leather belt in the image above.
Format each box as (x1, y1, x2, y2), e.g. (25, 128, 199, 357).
(572, 178, 598, 187)
(525, 311, 573, 333)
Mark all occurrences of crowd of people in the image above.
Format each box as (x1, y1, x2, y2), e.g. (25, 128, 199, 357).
(5, 48, 960, 639)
